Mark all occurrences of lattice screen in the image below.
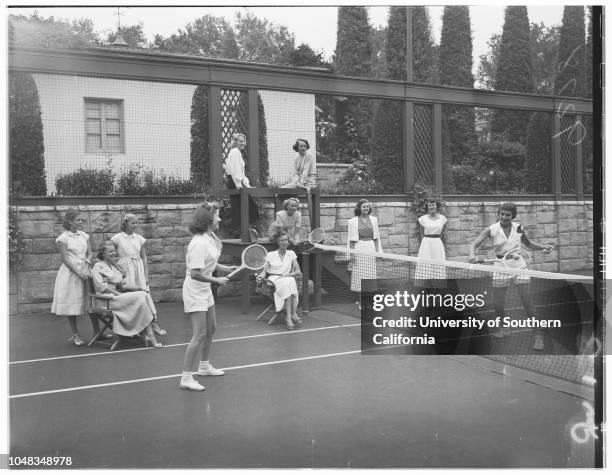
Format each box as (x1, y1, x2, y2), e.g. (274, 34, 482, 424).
(220, 88, 248, 158)
(413, 103, 434, 186)
(560, 115, 576, 193)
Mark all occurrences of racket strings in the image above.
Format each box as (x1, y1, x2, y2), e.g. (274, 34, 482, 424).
(243, 246, 267, 268)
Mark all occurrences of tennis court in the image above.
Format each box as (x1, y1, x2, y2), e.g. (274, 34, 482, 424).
(9, 293, 596, 469)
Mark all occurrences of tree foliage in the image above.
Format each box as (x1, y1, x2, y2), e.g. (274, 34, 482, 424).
(555, 6, 586, 97)
(439, 6, 476, 173)
(525, 112, 552, 193)
(9, 12, 100, 48)
(490, 6, 533, 143)
(9, 71, 47, 196)
(234, 10, 295, 63)
(106, 23, 148, 48)
(190, 85, 210, 187)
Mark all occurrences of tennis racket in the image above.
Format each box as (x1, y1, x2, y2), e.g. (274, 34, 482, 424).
(301, 228, 326, 253)
(227, 244, 268, 279)
(477, 247, 532, 269)
(248, 228, 259, 243)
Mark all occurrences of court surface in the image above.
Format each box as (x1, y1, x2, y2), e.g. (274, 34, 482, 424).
(9, 297, 595, 469)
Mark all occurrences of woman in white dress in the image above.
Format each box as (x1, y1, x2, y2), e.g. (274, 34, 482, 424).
(111, 213, 166, 336)
(469, 202, 553, 349)
(415, 199, 448, 281)
(347, 199, 383, 296)
(91, 241, 161, 347)
(281, 138, 317, 190)
(268, 198, 301, 248)
(180, 202, 238, 391)
(258, 231, 302, 330)
(51, 209, 96, 346)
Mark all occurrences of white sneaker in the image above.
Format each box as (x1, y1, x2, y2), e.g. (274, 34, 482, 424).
(197, 365, 225, 376)
(180, 379, 205, 391)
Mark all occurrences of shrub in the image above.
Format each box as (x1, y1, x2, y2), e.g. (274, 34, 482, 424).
(115, 166, 202, 196)
(9, 208, 26, 271)
(408, 184, 445, 217)
(55, 166, 115, 196)
(321, 155, 384, 194)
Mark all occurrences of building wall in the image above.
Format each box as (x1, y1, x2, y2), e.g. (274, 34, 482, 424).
(32, 74, 196, 193)
(257, 90, 316, 186)
(9, 200, 593, 315)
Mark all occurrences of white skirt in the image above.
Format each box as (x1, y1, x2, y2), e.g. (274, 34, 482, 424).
(268, 275, 298, 312)
(415, 237, 447, 281)
(350, 240, 377, 292)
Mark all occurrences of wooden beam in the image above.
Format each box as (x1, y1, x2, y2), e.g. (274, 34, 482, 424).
(208, 86, 223, 189)
(576, 113, 584, 199)
(405, 7, 413, 82)
(9, 47, 593, 114)
(403, 102, 415, 191)
(433, 103, 443, 193)
(247, 89, 260, 185)
(552, 113, 562, 200)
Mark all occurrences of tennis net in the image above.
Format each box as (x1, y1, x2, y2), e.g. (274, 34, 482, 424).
(310, 244, 596, 385)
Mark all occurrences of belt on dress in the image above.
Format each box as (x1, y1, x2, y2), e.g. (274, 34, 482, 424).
(424, 234, 441, 238)
(496, 254, 505, 259)
(359, 238, 374, 241)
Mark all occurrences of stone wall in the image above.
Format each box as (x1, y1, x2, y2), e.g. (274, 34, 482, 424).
(9, 199, 593, 315)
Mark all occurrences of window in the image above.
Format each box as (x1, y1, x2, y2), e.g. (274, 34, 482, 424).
(85, 99, 124, 153)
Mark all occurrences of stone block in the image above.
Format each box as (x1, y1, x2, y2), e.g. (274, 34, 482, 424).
(151, 288, 182, 303)
(578, 247, 593, 259)
(446, 218, 461, 230)
(149, 263, 172, 275)
(162, 237, 192, 247)
(172, 262, 187, 278)
(320, 207, 336, 216)
(394, 207, 408, 218)
(560, 246, 579, 259)
(157, 226, 191, 238)
(17, 210, 54, 221)
(536, 211, 556, 224)
(145, 238, 164, 255)
(378, 228, 389, 239)
(538, 262, 559, 272)
(19, 220, 54, 239)
(90, 211, 121, 233)
(559, 207, 584, 220)
(30, 238, 57, 254)
(320, 215, 336, 232)
(559, 233, 571, 246)
(149, 274, 173, 290)
(558, 219, 578, 233)
(407, 237, 420, 252)
(336, 218, 348, 232)
(140, 223, 159, 239)
(15, 302, 54, 315)
(389, 234, 409, 247)
(20, 253, 62, 271)
(543, 224, 557, 237)
(18, 270, 57, 303)
(165, 245, 187, 262)
(156, 210, 181, 226)
(149, 255, 164, 263)
(560, 259, 588, 273)
(337, 207, 355, 219)
(390, 222, 411, 235)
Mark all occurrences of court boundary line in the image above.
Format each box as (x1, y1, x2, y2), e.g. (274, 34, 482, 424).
(10, 323, 361, 365)
(9, 348, 365, 399)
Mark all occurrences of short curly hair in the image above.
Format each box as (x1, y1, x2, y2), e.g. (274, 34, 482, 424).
(283, 197, 299, 210)
(62, 208, 80, 230)
(97, 239, 116, 260)
(354, 199, 372, 216)
(425, 198, 442, 212)
(498, 202, 517, 219)
(292, 138, 310, 152)
(271, 231, 289, 245)
(120, 213, 139, 232)
(189, 201, 220, 234)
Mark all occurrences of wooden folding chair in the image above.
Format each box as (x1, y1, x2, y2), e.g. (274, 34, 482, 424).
(255, 276, 303, 325)
(87, 280, 145, 351)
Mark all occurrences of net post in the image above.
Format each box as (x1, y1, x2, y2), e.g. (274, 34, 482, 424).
(311, 190, 322, 306)
(301, 251, 310, 314)
(240, 188, 249, 243)
(241, 270, 250, 313)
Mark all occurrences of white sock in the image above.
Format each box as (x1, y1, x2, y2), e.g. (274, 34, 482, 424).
(181, 371, 194, 382)
(199, 360, 210, 370)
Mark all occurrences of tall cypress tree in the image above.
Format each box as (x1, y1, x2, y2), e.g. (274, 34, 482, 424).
(555, 6, 586, 98)
(333, 6, 373, 162)
(9, 71, 47, 195)
(189, 85, 209, 189)
(491, 6, 533, 143)
(524, 112, 552, 193)
(438, 5, 476, 178)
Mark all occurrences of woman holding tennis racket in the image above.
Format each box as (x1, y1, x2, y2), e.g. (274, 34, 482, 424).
(469, 202, 553, 349)
(180, 202, 238, 391)
(415, 198, 448, 281)
(258, 231, 302, 330)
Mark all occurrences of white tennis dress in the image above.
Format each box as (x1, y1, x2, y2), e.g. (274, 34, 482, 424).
(489, 221, 528, 286)
(415, 214, 447, 280)
(183, 233, 222, 313)
(265, 250, 299, 312)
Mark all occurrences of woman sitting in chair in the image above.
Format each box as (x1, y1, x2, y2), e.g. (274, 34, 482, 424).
(91, 240, 162, 347)
(258, 231, 302, 330)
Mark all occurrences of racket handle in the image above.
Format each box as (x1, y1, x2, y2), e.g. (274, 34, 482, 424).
(227, 266, 243, 279)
